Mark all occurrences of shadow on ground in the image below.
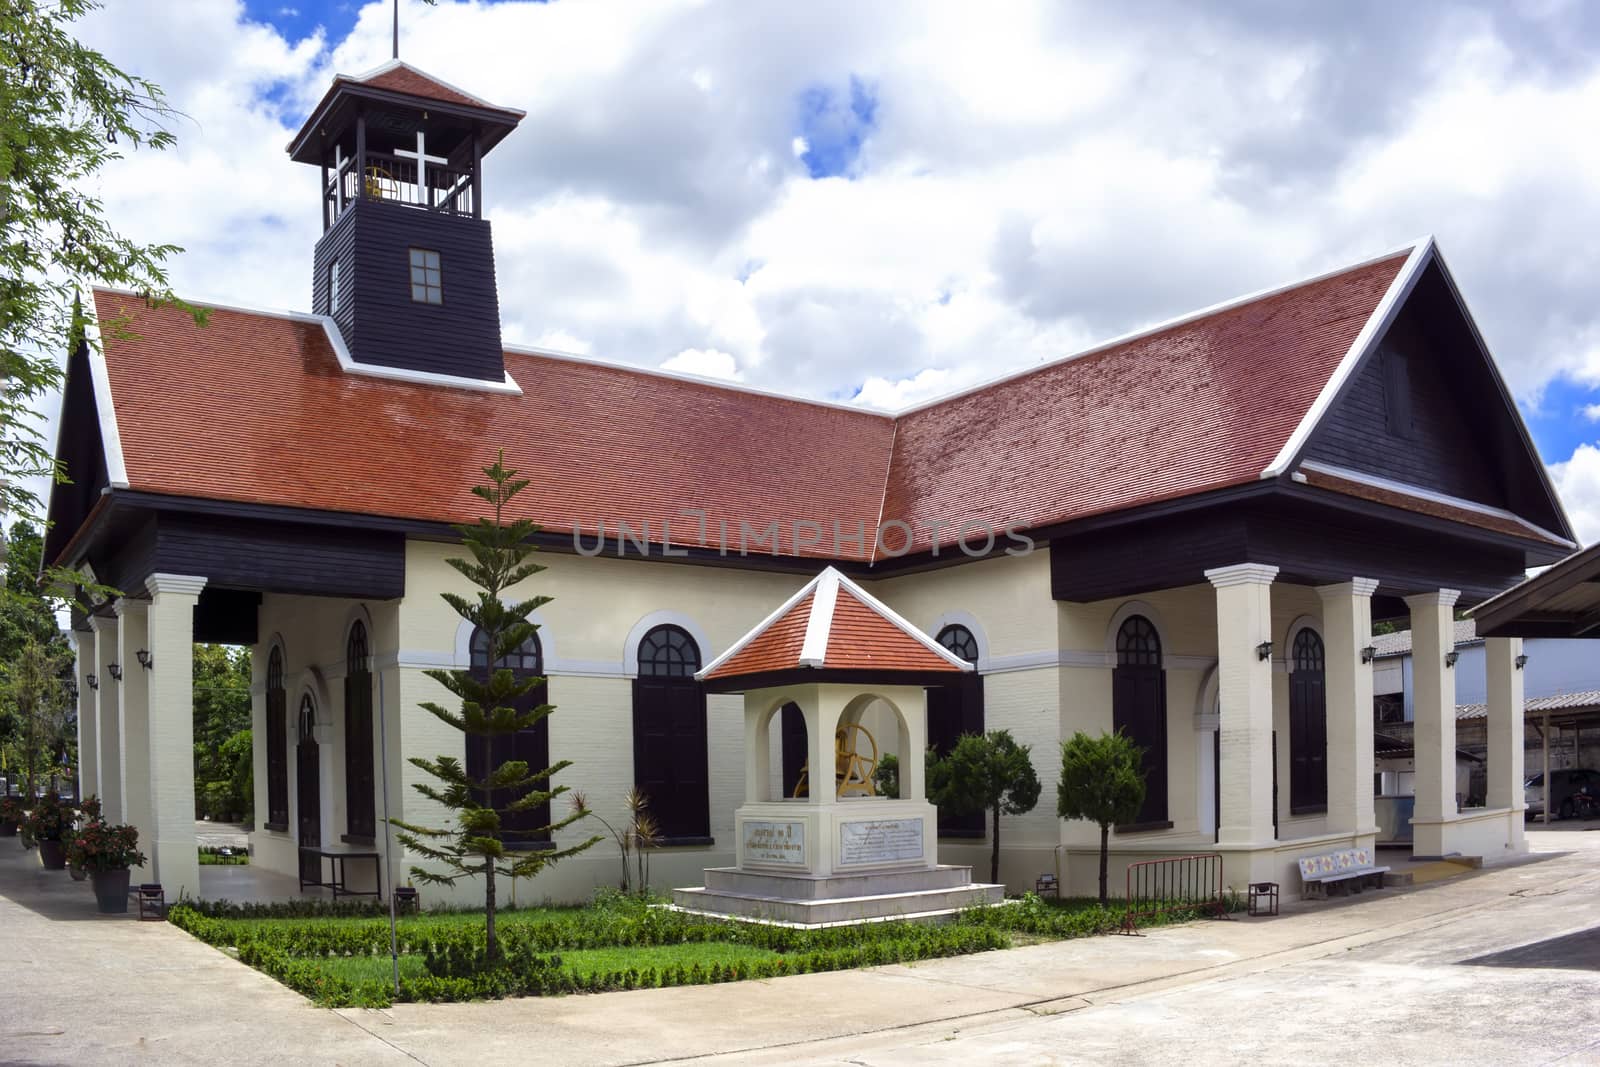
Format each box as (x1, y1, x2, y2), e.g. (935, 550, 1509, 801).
(1460, 925, 1600, 971)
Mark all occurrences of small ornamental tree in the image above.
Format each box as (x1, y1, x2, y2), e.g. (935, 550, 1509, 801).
(1057, 730, 1146, 905)
(391, 454, 597, 961)
(929, 730, 1041, 885)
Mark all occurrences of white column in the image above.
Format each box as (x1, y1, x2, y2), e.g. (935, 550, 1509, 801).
(1485, 638, 1525, 831)
(115, 599, 154, 876)
(1206, 564, 1280, 871)
(1406, 588, 1459, 856)
(1317, 579, 1380, 837)
(74, 634, 98, 805)
(91, 615, 123, 820)
(145, 573, 207, 899)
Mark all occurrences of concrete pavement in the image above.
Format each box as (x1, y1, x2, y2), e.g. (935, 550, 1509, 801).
(1, 831, 1597, 1065)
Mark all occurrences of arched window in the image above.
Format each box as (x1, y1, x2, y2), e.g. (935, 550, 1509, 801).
(343, 620, 376, 841)
(929, 624, 985, 837)
(265, 647, 289, 831)
(1113, 615, 1168, 827)
(1289, 628, 1328, 813)
(296, 691, 322, 881)
(469, 627, 551, 847)
(633, 625, 709, 840)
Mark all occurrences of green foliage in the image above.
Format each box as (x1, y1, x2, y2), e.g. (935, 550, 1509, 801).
(168, 895, 1010, 1008)
(22, 791, 68, 841)
(192, 644, 251, 820)
(1057, 730, 1147, 904)
(874, 752, 899, 799)
(65, 818, 143, 871)
(0, 570, 75, 797)
(928, 729, 1041, 884)
(390, 454, 599, 960)
(0, 0, 204, 530)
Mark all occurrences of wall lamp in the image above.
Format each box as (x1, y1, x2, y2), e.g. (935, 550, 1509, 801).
(1444, 651, 1459, 669)
(1361, 645, 1377, 664)
(1515, 654, 1529, 671)
(136, 649, 153, 670)
(1255, 641, 1273, 662)
(107, 662, 123, 682)
(86, 674, 99, 691)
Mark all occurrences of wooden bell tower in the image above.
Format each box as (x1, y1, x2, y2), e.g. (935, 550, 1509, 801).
(288, 62, 525, 383)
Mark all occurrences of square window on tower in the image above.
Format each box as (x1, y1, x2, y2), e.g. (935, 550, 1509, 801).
(409, 247, 442, 304)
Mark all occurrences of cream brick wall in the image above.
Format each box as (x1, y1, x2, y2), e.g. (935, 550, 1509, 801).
(242, 532, 1367, 903)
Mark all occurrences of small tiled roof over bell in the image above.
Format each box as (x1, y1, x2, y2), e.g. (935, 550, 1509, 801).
(699, 568, 972, 684)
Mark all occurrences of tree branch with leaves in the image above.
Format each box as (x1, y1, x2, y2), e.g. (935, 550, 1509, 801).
(390, 453, 597, 961)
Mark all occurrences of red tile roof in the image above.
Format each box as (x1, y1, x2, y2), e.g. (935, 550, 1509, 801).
(359, 64, 490, 110)
(88, 249, 1416, 561)
(702, 569, 968, 681)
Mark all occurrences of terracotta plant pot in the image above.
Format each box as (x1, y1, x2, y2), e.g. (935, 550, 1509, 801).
(37, 839, 67, 870)
(91, 868, 131, 914)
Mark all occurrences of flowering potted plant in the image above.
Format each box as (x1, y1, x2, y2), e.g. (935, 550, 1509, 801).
(0, 796, 23, 838)
(25, 793, 70, 869)
(64, 797, 103, 881)
(73, 821, 146, 913)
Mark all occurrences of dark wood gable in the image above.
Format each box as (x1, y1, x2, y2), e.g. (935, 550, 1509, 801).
(43, 340, 111, 569)
(1300, 254, 1567, 536)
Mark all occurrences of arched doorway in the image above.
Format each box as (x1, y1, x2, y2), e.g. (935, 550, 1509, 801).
(296, 692, 321, 884)
(632, 625, 709, 840)
(343, 620, 376, 841)
(1114, 614, 1168, 827)
(469, 627, 551, 847)
(1289, 627, 1328, 813)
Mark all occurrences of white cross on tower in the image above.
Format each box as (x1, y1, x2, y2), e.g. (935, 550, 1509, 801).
(394, 130, 448, 207)
(329, 145, 346, 212)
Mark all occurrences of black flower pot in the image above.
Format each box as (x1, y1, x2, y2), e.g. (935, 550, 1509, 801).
(0, 819, 17, 838)
(91, 868, 131, 913)
(37, 839, 66, 870)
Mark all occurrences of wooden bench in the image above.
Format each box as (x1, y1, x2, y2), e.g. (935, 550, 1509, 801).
(1297, 847, 1389, 899)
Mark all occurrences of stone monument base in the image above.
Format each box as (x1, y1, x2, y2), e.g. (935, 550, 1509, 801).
(671, 865, 1003, 927)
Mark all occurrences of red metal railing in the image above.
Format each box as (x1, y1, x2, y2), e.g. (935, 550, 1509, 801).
(1121, 852, 1227, 933)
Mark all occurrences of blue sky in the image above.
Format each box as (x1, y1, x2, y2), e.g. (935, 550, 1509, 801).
(74, 0, 1600, 542)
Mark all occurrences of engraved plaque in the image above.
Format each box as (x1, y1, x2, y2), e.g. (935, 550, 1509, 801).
(743, 819, 806, 867)
(838, 818, 924, 866)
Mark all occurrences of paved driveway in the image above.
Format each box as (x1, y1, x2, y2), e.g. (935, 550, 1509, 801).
(1, 831, 1597, 1065)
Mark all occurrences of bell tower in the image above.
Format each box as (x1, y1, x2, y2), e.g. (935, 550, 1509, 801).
(288, 62, 525, 383)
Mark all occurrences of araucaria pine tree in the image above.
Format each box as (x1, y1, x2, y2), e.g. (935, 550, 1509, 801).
(391, 454, 597, 960)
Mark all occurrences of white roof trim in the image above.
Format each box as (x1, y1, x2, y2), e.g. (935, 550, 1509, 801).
(1260, 237, 1434, 480)
(92, 287, 523, 396)
(344, 58, 527, 117)
(798, 570, 840, 667)
(79, 289, 129, 489)
(831, 569, 974, 671)
(695, 571, 826, 680)
(1299, 460, 1576, 548)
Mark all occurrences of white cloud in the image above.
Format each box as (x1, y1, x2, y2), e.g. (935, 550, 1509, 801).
(1548, 443, 1600, 547)
(1583, 404, 1600, 422)
(661, 348, 743, 381)
(64, 0, 1600, 422)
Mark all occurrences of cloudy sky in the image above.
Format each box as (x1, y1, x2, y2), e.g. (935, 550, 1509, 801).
(67, 0, 1600, 540)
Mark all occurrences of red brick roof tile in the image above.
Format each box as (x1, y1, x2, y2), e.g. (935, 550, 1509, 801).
(89, 249, 1416, 561)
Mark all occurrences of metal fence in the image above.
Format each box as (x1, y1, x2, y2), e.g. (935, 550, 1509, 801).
(1121, 851, 1227, 933)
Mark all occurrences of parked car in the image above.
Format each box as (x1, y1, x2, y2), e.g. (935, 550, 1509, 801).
(1525, 768, 1600, 819)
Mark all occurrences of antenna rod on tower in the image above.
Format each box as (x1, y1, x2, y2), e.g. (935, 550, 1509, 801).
(393, 0, 400, 59)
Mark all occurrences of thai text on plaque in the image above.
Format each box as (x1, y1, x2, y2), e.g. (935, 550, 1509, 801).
(743, 820, 805, 866)
(838, 818, 924, 866)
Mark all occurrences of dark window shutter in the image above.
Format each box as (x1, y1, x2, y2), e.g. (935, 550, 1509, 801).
(1114, 615, 1168, 825)
(631, 626, 708, 839)
(266, 647, 289, 829)
(468, 628, 551, 846)
(1289, 629, 1328, 812)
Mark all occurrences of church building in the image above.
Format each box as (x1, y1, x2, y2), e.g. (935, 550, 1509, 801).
(47, 62, 1572, 904)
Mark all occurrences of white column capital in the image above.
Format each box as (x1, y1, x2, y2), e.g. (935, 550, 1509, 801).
(1403, 588, 1461, 610)
(145, 573, 208, 599)
(1204, 563, 1280, 589)
(1316, 577, 1380, 601)
(112, 597, 149, 618)
(88, 613, 118, 633)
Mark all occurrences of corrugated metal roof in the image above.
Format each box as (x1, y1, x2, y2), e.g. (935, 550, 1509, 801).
(1372, 618, 1480, 659)
(1457, 689, 1600, 720)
